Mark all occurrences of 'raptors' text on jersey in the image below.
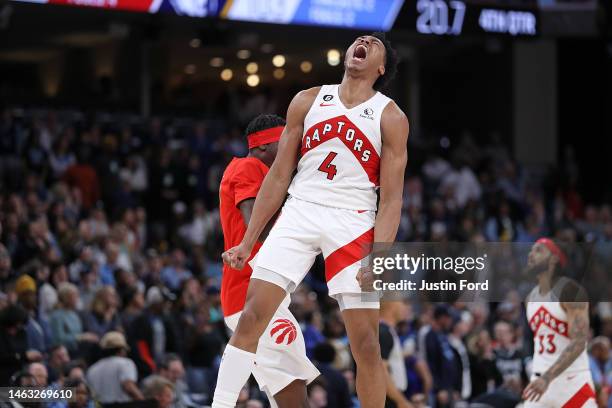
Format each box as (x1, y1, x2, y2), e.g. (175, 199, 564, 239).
(526, 278, 590, 374)
(288, 84, 392, 211)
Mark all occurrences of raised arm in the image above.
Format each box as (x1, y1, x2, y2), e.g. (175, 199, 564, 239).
(375, 101, 409, 242)
(223, 87, 319, 270)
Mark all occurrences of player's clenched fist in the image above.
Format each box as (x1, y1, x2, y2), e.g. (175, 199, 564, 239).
(356, 265, 376, 292)
(222, 242, 252, 270)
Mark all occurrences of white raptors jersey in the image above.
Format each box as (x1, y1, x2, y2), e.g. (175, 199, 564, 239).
(288, 84, 392, 211)
(526, 278, 590, 374)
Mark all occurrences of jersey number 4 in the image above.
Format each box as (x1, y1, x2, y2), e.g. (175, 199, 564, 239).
(538, 334, 557, 354)
(318, 152, 338, 180)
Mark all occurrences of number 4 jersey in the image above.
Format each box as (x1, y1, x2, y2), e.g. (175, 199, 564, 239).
(525, 278, 590, 374)
(288, 84, 392, 211)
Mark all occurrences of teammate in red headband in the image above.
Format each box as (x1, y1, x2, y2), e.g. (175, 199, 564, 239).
(523, 238, 595, 407)
(218, 114, 319, 408)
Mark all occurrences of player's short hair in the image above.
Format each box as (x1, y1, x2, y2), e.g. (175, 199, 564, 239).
(245, 114, 286, 138)
(371, 32, 398, 91)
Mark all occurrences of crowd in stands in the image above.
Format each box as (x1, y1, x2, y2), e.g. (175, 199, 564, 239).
(0, 107, 610, 408)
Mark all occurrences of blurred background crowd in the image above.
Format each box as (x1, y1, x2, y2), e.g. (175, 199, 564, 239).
(0, 107, 610, 408)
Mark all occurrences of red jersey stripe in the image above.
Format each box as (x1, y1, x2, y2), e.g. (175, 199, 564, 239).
(562, 383, 596, 408)
(324, 228, 374, 282)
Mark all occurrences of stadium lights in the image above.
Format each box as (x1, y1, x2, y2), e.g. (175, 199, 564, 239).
(272, 55, 286, 68)
(246, 62, 258, 74)
(300, 61, 312, 73)
(189, 38, 201, 48)
(327, 49, 341, 66)
(247, 74, 260, 87)
(210, 57, 224, 68)
(220, 68, 233, 81)
(273, 68, 285, 80)
(184, 64, 196, 75)
(237, 49, 251, 59)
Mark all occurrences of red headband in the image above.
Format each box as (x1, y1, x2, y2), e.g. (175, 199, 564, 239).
(247, 126, 284, 149)
(536, 238, 568, 267)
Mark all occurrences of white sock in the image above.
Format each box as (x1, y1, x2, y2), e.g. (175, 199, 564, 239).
(211, 344, 256, 408)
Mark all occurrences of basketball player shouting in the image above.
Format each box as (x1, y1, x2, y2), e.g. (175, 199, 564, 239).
(523, 238, 596, 407)
(218, 114, 319, 408)
(212, 32, 408, 408)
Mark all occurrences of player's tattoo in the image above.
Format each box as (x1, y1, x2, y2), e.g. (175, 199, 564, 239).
(541, 301, 589, 384)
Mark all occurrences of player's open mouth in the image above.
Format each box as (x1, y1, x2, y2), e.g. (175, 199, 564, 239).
(353, 44, 367, 61)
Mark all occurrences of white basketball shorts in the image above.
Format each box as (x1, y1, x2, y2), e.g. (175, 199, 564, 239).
(252, 196, 379, 308)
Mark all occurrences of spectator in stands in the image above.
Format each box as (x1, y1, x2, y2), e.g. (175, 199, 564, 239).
(438, 155, 482, 210)
(160, 249, 192, 292)
(467, 328, 502, 399)
(148, 353, 188, 408)
(419, 304, 457, 407)
(128, 286, 176, 378)
(311, 342, 351, 408)
(493, 321, 528, 389)
(99, 242, 121, 286)
(184, 300, 223, 399)
(55, 378, 95, 408)
(63, 148, 100, 210)
(28, 362, 48, 387)
(323, 310, 351, 371)
(0, 304, 42, 385)
(47, 345, 70, 385)
(142, 375, 175, 408)
(306, 377, 328, 408)
(120, 287, 145, 329)
(0, 244, 14, 291)
(81, 286, 121, 338)
(589, 336, 612, 407)
(302, 311, 326, 359)
(49, 136, 76, 179)
(64, 361, 86, 382)
(15, 274, 47, 352)
(39, 263, 68, 321)
(87, 331, 143, 404)
(49, 283, 97, 352)
(485, 200, 518, 242)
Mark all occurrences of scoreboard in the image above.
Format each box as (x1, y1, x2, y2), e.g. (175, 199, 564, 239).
(397, 0, 539, 37)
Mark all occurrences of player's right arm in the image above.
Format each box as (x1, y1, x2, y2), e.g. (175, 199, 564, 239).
(223, 87, 319, 270)
(238, 199, 278, 240)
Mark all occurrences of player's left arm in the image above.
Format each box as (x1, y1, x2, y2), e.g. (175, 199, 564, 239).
(374, 101, 409, 242)
(523, 300, 589, 402)
(357, 102, 408, 291)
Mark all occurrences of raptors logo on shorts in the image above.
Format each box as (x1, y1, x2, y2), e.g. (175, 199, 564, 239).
(270, 319, 297, 345)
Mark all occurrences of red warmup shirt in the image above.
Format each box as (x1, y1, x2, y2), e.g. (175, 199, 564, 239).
(219, 157, 269, 317)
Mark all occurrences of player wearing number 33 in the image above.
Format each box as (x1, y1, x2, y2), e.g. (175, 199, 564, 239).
(523, 238, 596, 407)
(212, 32, 409, 408)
